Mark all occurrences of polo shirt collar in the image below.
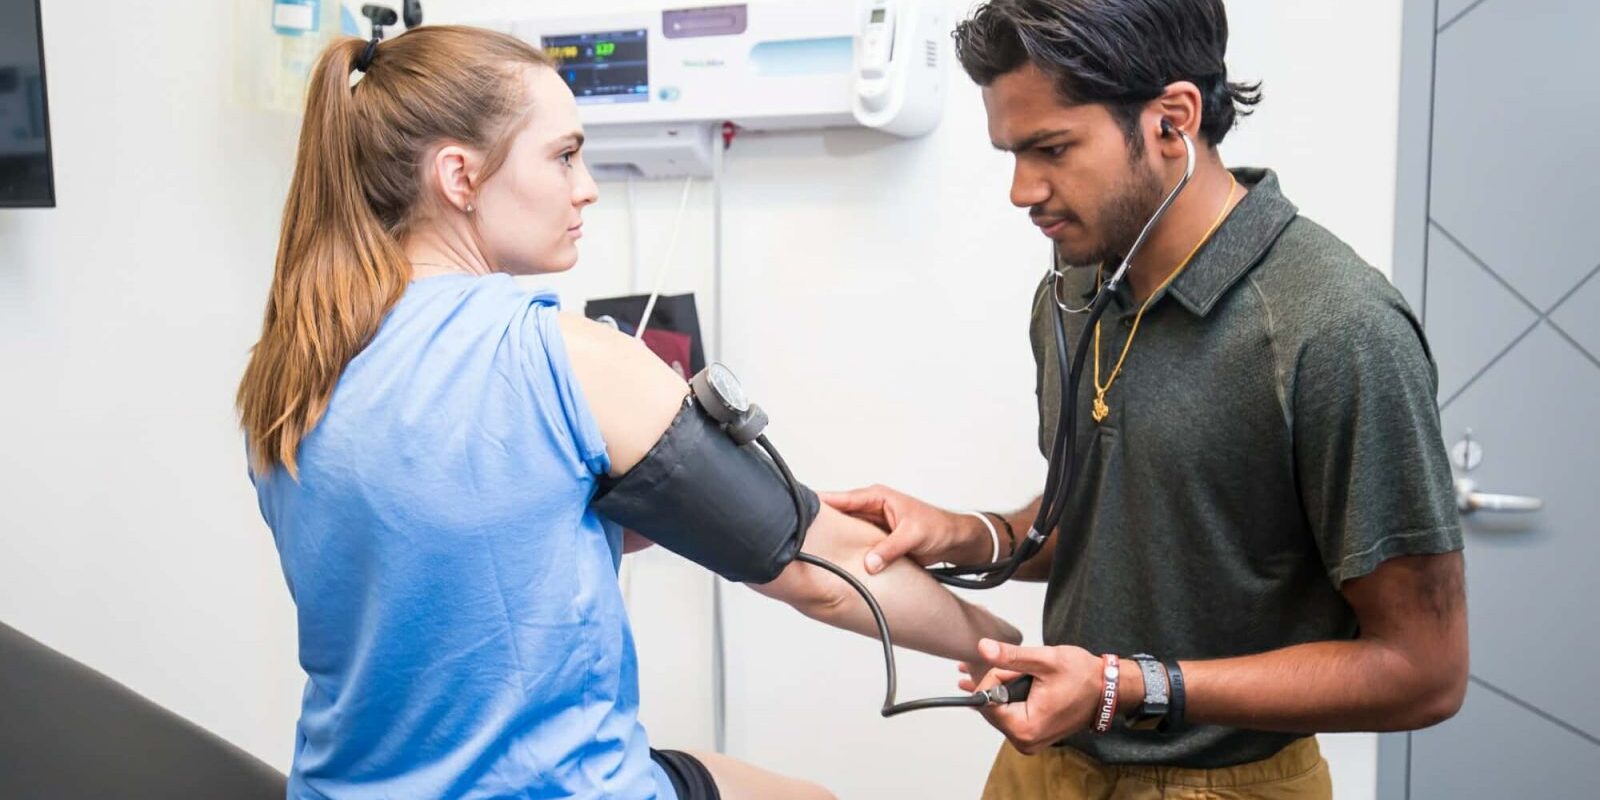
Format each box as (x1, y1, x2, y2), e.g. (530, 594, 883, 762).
(1167, 168, 1299, 317)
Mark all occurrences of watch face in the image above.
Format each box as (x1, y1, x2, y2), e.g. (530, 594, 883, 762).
(707, 364, 749, 413)
(1138, 660, 1170, 703)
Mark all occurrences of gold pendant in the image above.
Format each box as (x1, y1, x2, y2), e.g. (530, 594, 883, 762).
(1092, 395, 1110, 423)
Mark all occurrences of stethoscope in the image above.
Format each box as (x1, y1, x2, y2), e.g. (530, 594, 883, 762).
(714, 121, 1198, 715)
(928, 119, 1198, 593)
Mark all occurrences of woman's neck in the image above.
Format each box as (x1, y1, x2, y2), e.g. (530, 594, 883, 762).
(404, 226, 494, 279)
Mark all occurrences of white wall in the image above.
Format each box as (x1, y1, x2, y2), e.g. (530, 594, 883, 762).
(0, 0, 304, 763)
(0, 0, 1398, 797)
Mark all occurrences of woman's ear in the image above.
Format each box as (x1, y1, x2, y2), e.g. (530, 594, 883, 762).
(429, 144, 481, 214)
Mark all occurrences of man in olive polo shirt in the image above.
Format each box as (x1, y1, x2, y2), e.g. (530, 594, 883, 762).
(822, 1, 1468, 797)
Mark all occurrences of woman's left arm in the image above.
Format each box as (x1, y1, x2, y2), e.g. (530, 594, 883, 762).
(753, 503, 1024, 662)
(559, 313, 1021, 663)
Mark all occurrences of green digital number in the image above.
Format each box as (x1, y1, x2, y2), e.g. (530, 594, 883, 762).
(595, 41, 617, 57)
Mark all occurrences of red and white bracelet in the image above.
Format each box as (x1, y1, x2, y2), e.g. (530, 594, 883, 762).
(1092, 654, 1120, 734)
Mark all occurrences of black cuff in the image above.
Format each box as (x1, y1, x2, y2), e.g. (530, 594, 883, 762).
(594, 402, 815, 584)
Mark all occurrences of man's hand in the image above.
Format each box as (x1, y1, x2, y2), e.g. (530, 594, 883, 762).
(818, 485, 992, 574)
(959, 639, 1104, 755)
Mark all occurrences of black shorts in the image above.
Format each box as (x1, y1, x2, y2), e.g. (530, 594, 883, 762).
(650, 748, 721, 800)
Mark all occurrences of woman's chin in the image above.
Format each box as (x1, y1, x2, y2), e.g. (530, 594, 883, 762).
(545, 241, 581, 273)
(503, 245, 580, 276)
(547, 250, 580, 273)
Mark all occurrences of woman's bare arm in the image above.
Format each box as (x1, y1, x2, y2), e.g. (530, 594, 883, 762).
(559, 313, 1021, 663)
(752, 503, 1022, 661)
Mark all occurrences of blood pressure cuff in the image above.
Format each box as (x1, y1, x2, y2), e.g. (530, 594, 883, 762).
(593, 400, 818, 584)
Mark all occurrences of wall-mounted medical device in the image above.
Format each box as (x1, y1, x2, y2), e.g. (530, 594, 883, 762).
(486, 1, 946, 180)
(852, 0, 945, 137)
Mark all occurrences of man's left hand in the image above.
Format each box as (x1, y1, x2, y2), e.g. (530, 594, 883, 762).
(960, 639, 1105, 754)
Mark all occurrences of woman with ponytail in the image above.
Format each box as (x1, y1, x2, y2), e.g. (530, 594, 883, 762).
(239, 25, 1018, 800)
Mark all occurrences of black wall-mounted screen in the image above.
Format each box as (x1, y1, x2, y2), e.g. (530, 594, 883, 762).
(0, 0, 54, 208)
(542, 29, 649, 106)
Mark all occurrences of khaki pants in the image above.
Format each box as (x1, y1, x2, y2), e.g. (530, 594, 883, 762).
(981, 737, 1332, 800)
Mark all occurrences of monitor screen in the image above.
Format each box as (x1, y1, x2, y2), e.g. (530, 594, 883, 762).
(0, 0, 54, 208)
(542, 29, 649, 106)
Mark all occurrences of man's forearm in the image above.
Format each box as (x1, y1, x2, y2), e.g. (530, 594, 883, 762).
(1119, 638, 1466, 733)
(1005, 496, 1055, 581)
(967, 496, 1052, 581)
(942, 496, 1052, 581)
(756, 505, 1023, 663)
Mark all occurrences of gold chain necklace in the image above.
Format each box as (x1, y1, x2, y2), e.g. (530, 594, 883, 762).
(1091, 176, 1239, 424)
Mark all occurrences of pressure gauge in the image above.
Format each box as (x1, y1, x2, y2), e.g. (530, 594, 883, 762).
(708, 363, 748, 413)
(691, 363, 769, 446)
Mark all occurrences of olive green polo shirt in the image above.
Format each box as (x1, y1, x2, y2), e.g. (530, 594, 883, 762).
(1031, 168, 1462, 768)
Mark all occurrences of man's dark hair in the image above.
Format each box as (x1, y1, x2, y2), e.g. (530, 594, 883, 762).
(954, 0, 1261, 146)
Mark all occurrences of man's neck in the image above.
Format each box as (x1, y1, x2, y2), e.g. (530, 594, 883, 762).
(1122, 158, 1242, 303)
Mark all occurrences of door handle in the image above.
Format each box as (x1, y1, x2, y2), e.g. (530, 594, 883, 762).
(1455, 478, 1544, 514)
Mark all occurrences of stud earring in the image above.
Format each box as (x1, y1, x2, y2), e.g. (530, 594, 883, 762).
(465, 203, 475, 213)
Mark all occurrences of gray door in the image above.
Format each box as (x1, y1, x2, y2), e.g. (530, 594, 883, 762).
(1385, 0, 1600, 797)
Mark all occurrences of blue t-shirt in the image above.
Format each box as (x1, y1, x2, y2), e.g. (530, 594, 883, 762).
(252, 274, 676, 799)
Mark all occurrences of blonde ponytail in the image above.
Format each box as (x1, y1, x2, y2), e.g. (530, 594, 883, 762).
(238, 27, 551, 476)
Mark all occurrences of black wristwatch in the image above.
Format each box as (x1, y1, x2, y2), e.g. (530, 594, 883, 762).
(1124, 654, 1170, 730)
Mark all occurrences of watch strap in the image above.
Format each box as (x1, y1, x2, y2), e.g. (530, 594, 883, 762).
(1157, 660, 1186, 733)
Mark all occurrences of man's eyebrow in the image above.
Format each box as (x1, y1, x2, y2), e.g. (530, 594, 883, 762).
(995, 128, 1072, 153)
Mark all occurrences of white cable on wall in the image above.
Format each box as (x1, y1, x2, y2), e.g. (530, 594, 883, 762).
(634, 176, 696, 340)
